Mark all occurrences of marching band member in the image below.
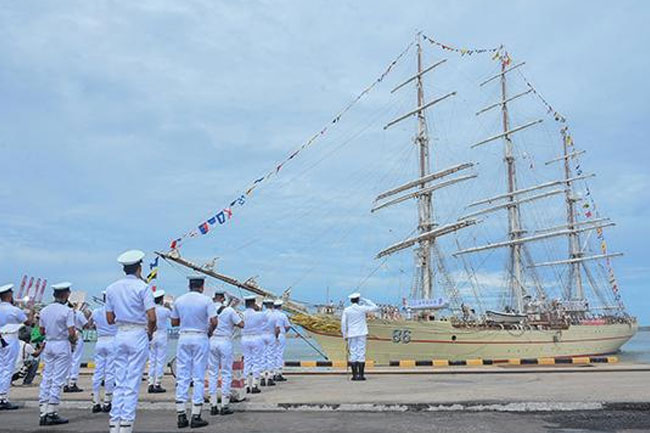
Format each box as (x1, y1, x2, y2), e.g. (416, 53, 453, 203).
(64, 299, 89, 393)
(260, 299, 277, 387)
(272, 300, 291, 382)
(90, 291, 117, 413)
(171, 275, 217, 429)
(0, 283, 29, 410)
(241, 295, 264, 394)
(208, 290, 243, 416)
(38, 282, 76, 425)
(105, 250, 157, 433)
(148, 290, 170, 394)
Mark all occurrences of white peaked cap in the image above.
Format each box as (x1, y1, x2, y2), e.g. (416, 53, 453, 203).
(117, 250, 145, 265)
(187, 275, 206, 281)
(0, 283, 14, 294)
(244, 295, 257, 301)
(52, 282, 72, 291)
(348, 292, 361, 299)
(262, 298, 273, 304)
(213, 289, 225, 296)
(273, 299, 283, 306)
(153, 290, 165, 298)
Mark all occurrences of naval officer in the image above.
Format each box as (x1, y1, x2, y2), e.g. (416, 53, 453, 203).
(38, 282, 77, 425)
(208, 289, 244, 416)
(90, 291, 117, 413)
(65, 299, 89, 393)
(0, 283, 29, 410)
(260, 299, 277, 387)
(148, 290, 171, 394)
(241, 295, 264, 394)
(171, 275, 217, 429)
(272, 300, 291, 382)
(105, 250, 157, 433)
(341, 293, 378, 381)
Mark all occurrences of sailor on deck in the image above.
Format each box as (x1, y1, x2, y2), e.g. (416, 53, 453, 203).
(260, 299, 277, 387)
(148, 290, 171, 394)
(208, 289, 243, 416)
(105, 250, 157, 433)
(38, 282, 77, 425)
(341, 292, 378, 381)
(272, 300, 291, 382)
(65, 299, 89, 393)
(0, 283, 29, 410)
(90, 291, 117, 413)
(241, 295, 264, 394)
(171, 275, 217, 429)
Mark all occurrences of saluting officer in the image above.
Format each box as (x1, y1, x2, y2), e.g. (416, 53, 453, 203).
(171, 276, 217, 429)
(148, 290, 171, 394)
(65, 299, 89, 393)
(272, 300, 291, 382)
(90, 291, 117, 413)
(208, 289, 243, 416)
(0, 283, 29, 410)
(105, 250, 157, 433)
(260, 299, 277, 387)
(241, 295, 264, 394)
(38, 282, 77, 425)
(341, 293, 378, 381)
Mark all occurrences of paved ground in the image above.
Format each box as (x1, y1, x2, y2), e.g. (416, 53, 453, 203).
(9, 365, 650, 406)
(3, 408, 650, 433)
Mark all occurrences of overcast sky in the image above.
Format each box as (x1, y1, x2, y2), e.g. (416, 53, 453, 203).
(1, 1, 649, 323)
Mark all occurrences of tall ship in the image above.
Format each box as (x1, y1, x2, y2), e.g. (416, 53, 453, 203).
(159, 33, 637, 364)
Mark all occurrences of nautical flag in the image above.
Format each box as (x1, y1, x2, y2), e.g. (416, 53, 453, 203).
(216, 211, 226, 224)
(199, 222, 210, 235)
(150, 257, 159, 270)
(208, 216, 217, 225)
(146, 268, 158, 283)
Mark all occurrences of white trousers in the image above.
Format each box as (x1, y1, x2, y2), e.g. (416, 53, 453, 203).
(110, 328, 149, 424)
(148, 333, 167, 386)
(241, 335, 262, 379)
(348, 335, 367, 362)
(38, 340, 72, 407)
(208, 337, 233, 398)
(261, 333, 274, 374)
(0, 335, 20, 399)
(175, 333, 208, 406)
(67, 333, 84, 382)
(92, 337, 115, 395)
(275, 334, 286, 371)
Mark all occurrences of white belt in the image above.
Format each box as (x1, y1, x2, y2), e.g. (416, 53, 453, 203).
(210, 335, 232, 340)
(97, 335, 116, 341)
(117, 324, 146, 332)
(179, 330, 206, 335)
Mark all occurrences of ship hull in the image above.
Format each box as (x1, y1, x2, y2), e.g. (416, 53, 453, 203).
(304, 319, 638, 364)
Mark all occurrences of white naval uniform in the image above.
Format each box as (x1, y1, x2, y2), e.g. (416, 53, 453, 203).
(148, 305, 171, 386)
(91, 307, 117, 404)
(273, 310, 290, 373)
(104, 275, 155, 428)
(208, 305, 242, 404)
(261, 309, 278, 378)
(340, 298, 378, 362)
(0, 301, 27, 402)
(38, 302, 74, 415)
(171, 292, 216, 412)
(67, 309, 88, 384)
(241, 308, 265, 386)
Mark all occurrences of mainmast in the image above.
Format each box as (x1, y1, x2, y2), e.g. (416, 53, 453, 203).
(415, 36, 435, 299)
(499, 59, 526, 312)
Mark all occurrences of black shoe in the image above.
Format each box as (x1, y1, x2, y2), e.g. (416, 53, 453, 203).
(102, 403, 111, 413)
(177, 413, 189, 429)
(276, 375, 287, 382)
(350, 362, 359, 381)
(251, 386, 261, 394)
(267, 378, 276, 386)
(153, 385, 167, 393)
(44, 413, 69, 425)
(359, 362, 366, 381)
(190, 415, 208, 428)
(68, 384, 83, 393)
(63, 385, 71, 393)
(260, 378, 266, 387)
(148, 384, 155, 393)
(0, 400, 19, 410)
(39, 415, 47, 426)
(220, 406, 234, 415)
(92, 404, 102, 413)
(210, 406, 219, 416)
(246, 387, 250, 394)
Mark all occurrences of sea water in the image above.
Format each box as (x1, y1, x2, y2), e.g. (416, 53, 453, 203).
(79, 330, 650, 364)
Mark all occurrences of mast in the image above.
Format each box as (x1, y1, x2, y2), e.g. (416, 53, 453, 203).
(561, 128, 584, 300)
(415, 34, 434, 300)
(500, 58, 526, 312)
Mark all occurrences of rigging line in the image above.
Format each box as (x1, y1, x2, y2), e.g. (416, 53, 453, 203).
(355, 256, 390, 291)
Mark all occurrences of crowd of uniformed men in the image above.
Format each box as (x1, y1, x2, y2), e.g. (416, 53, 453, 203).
(0, 249, 375, 432)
